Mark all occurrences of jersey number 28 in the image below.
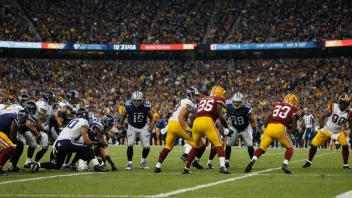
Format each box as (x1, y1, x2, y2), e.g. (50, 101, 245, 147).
(198, 99, 214, 112)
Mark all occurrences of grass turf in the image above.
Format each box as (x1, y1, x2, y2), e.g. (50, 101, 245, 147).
(1, 146, 351, 198)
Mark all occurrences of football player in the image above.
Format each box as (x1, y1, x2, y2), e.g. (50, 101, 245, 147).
(182, 86, 234, 174)
(154, 88, 200, 173)
(0, 103, 5, 113)
(31, 108, 103, 173)
(0, 94, 30, 115)
(245, 94, 302, 174)
(76, 114, 117, 171)
(302, 94, 352, 169)
(24, 91, 55, 168)
(118, 91, 154, 170)
(8, 101, 42, 172)
(225, 92, 256, 168)
(0, 110, 37, 175)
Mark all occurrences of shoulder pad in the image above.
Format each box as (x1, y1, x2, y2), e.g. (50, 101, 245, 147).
(125, 100, 133, 106)
(143, 101, 151, 108)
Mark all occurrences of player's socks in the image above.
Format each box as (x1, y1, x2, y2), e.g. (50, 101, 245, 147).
(0, 147, 14, 166)
(92, 157, 100, 166)
(127, 146, 133, 161)
(342, 146, 349, 164)
(225, 145, 231, 160)
(209, 147, 217, 160)
(105, 155, 115, 165)
(25, 157, 32, 165)
(283, 160, 289, 165)
(308, 146, 317, 161)
(219, 157, 225, 168)
(128, 161, 132, 164)
(142, 148, 150, 159)
(216, 146, 226, 168)
(253, 148, 265, 159)
(157, 148, 171, 164)
(195, 145, 206, 161)
(27, 146, 36, 159)
(35, 149, 48, 162)
(207, 159, 212, 165)
(284, 147, 293, 162)
(247, 146, 254, 159)
(186, 147, 198, 169)
(156, 162, 162, 168)
(184, 143, 192, 155)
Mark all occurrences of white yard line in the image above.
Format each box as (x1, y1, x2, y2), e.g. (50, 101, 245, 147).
(0, 172, 96, 185)
(336, 190, 352, 198)
(0, 195, 146, 198)
(150, 152, 333, 198)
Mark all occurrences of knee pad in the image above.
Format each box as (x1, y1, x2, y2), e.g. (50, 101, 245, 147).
(40, 132, 49, 149)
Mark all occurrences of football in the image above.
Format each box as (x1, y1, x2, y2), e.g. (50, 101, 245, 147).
(97, 157, 104, 166)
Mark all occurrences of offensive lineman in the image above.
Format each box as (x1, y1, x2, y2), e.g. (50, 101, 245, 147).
(31, 108, 103, 173)
(118, 91, 154, 170)
(302, 95, 352, 169)
(225, 92, 256, 168)
(154, 88, 200, 173)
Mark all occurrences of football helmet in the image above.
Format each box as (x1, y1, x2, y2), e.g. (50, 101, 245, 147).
(186, 87, 200, 99)
(66, 90, 80, 104)
(284, 94, 299, 107)
(101, 114, 115, 132)
(89, 113, 98, 122)
(17, 109, 37, 125)
(338, 94, 350, 111)
(76, 108, 89, 120)
(18, 94, 30, 105)
(131, 91, 143, 107)
(42, 91, 56, 105)
(24, 101, 37, 115)
(209, 86, 225, 97)
(232, 92, 244, 109)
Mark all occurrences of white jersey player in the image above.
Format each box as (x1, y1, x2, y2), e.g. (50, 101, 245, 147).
(0, 94, 30, 115)
(0, 104, 6, 113)
(24, 91, 56, 168)
(31, 108, 104, 173)
(154, 87, 200, 173)
(302, 95, 352, 169)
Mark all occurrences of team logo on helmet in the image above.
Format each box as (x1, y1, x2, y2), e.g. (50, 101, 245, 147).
(209, 86, 226, 97)
(284, 94, 299, 107)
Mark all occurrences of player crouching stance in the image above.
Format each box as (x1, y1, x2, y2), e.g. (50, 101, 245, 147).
(31, 108, 104, 173)
(245, 94, 301, 174)
(302, 95, 352, 169)
(118, 91, 154, 170)
(154, 88, 200, 173)
(183, 86, 234, 174)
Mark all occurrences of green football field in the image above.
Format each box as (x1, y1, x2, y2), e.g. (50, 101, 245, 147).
(1, 146, 351, 198)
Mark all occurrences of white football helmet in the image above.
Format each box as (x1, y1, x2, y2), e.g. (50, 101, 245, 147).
(131, 91, 143, 107)
(232, 92, 244, 109)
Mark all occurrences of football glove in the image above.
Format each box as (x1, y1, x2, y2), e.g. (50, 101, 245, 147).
(185, 130, 192, 137)
(224, 128, 234, 137)
(97, 139, 107, 148)
(148, 125, 154, 133)
(320, 128, 326, 135)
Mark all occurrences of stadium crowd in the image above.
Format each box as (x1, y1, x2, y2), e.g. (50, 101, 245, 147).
(1, 57, 351, 124)
(3, 0, 350, 44)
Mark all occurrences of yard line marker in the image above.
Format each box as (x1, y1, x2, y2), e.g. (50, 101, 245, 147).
(336, 190, 352, 198)
(0, 172, 96, 185)
(150, 153, 332, 198)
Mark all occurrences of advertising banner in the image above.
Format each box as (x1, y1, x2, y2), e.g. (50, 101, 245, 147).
(210, 42, 321, 50)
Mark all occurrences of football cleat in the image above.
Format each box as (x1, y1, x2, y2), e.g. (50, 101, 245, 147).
(8, 166, 24, 172)
(245, 160, 255, 173)
(93, 165, 103, 172)
(191, 160, 204, 169)
(302, 161, 311, 168)
(30, 162, 40, 174)
(180, 153, 188, 163)
(69, 164, 77, 171)
(101, 164, 109, 172)
(111, 164, 118, 171)
(24, 163, 32, 168)
(219, 166, 231, 174)
(281, 164, 294, 174)
(0, 168, 8, 176)
(154, 167, 161, 173)
(182, 168, 190, 174)
(225, 161, 230, 169)
(343, 165, 351, 169)
(140, 161, 150, 169)
(125, 163, 133, 170)
(207, 163, 213, 169)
